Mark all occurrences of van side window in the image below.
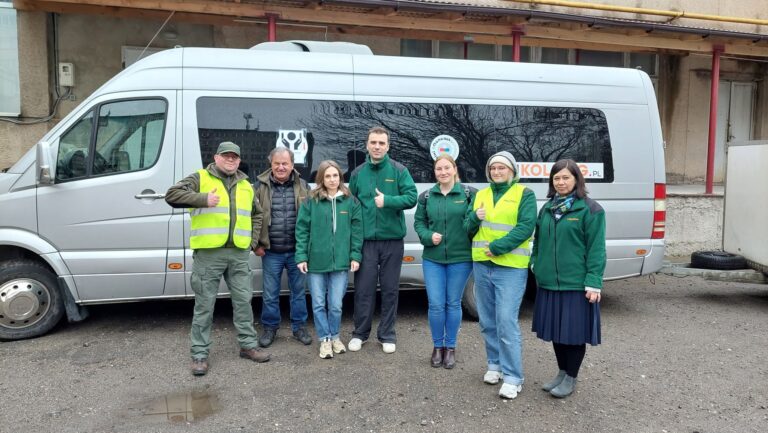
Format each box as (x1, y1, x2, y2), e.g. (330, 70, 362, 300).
(56, 111, 94, 181)
(196, 97, 613, 184)
(55, 99, 167, 182)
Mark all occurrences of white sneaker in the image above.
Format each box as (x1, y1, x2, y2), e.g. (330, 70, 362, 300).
(332, 339, 346, 354)
(382, 343, 396, 354)
(319, 340, 333, 359)
(483, 370, 503, 384)
(499, 383, 523, 399)
(348, 338, 363, 352)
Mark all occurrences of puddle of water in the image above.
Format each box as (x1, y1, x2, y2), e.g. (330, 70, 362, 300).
(142, 391, 218, 423)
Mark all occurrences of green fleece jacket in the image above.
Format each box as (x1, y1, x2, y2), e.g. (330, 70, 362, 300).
(165, 163, 263, 250)
(348, 154, 417, 241)
(530, 196, 607, 290)
(414, 183, 475, 264)
(463, 181, 537, 258)
(295, 193, 363, 273)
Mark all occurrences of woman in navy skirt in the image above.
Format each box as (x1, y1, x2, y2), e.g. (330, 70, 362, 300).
(530, 159, 606, 398)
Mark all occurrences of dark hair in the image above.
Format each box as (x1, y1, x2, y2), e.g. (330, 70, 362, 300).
(367, 126, 390, 141)
(547, 159, 588, 199)
(311, 160, 351, 200)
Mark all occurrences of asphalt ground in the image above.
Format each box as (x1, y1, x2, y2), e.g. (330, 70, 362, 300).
(2, 274, 767, 433)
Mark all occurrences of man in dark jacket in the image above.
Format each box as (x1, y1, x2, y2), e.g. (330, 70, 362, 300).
(165, 142, 270, 376)
(347, 126, 417, 354)
(254, 147, 312, 347)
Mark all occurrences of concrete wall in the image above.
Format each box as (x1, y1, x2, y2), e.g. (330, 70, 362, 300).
(0, 11, 49, 170)
(665, 194, 724, 257)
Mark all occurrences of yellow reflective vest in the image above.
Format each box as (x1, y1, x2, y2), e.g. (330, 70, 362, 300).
(471, 184, 532, 268)
(189, 169, 253, 250)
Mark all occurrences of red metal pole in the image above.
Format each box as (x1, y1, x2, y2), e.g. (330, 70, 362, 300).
(705, 46, 724, 194)
(267, 14, 277, 42)
(512, 31, 521, 62)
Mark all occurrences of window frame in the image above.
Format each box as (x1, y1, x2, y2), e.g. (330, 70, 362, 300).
(0, 3, 20, 117)
(54, 97, 169, 183)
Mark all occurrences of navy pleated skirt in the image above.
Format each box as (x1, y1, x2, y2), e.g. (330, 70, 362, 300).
(531, 287, 601, 346)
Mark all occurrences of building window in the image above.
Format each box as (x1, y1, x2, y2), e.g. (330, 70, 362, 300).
(500, 45, 532, 62)
(540, 47, 569, 64)
(577, 50, 624, 67)
(0, 3, 20, 116)
(400, 39, 432, 58)
(629, 52, 658, 75)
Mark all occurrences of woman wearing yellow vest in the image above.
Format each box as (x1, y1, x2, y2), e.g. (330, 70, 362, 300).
(464, 151, 537, 400)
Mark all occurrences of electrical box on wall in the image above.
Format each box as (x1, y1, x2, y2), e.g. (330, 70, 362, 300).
(58, 62, 74, 87)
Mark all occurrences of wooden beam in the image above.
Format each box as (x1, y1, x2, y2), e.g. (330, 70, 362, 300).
(372, 7, 397, 17)
(13, 0, 768, 57)
(431, 12, 465, 21)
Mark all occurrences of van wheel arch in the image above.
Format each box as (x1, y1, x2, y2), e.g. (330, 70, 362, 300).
(0, 259, 65, 340)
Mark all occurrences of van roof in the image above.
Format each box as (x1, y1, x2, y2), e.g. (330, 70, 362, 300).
(95, 46, 652, 105)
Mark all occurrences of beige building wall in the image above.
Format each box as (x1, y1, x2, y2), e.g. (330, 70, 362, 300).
(0, 11, 49, 170)
(663, 55, 765, 183)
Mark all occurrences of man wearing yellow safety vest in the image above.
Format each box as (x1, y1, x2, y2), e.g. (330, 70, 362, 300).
(166, 142, 270, 376)
(463, 150, 537, 400)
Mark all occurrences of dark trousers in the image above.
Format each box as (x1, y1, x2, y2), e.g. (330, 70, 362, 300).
(352, 239, 404, 343)
(553, 342, 587, 378)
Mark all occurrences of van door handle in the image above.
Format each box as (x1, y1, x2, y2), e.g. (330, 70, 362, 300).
(135, 192, 166, 200)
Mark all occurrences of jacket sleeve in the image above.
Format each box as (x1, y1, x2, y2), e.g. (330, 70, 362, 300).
(463, 193, 482, 235)
(413, 193, 433, 247)
(583, 204, 607, 289)
(165, 172, 207, 208)
(349, 198, 364, 263)
(529, 208, 543, 274)
(489, 188, 537, 256)
(294, 199, 311, 264)
(383, 168, 417, 210)
(251, 190, 264, 251)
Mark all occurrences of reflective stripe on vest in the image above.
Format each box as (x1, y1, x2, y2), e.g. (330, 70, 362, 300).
(471, 183, 532, 268)
(189, 169, 253, 250)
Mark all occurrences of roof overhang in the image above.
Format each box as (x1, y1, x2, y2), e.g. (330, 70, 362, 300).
(12, 0, 768, 58)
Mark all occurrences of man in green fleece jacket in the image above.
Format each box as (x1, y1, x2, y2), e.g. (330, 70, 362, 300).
(347, 126, 417, 354)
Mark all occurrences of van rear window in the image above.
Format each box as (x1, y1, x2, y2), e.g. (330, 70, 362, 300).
(196, 98, 613, 183)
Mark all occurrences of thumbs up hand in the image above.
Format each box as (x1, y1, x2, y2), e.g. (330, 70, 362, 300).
(374, 188, 385, 208)
(207, 187, 220, 207)
(476, 203, 486, 220)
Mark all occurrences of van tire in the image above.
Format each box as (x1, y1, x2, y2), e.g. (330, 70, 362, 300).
(462, 276, 478, 320)
(0, 260, 65, 341)
(690, 250, 747, 270)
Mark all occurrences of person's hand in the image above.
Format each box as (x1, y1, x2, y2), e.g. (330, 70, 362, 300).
(297, 262, 308, 274)
(350, 260, 360, 272)
(484, 248, 494, 257)
(431, 232, 443, 245)
(374, 188, 385, 208)
(476, 203, 485, 220)
(254, 246, 265, 257)
(207, 188, 220, 207)
(585, 291, 601, 303)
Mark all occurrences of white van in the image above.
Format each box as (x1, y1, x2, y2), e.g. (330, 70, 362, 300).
(0, 41, 666, 340)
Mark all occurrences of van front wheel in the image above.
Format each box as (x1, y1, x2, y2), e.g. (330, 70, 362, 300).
(0, 260, 65, 340)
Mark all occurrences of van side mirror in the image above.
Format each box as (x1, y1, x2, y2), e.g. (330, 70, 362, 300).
(36, 141, 53, 185)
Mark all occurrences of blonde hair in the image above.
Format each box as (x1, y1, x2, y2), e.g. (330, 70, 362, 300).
(310, 160, 351, 200)
(434, 154, 460, 183)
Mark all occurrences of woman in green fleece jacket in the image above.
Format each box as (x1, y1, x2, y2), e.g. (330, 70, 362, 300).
(530, 159, 606, 399)
(414, 154, 475, 370)
(296, 160, 363, 360)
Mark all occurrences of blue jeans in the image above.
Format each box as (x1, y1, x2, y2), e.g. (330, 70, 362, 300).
(473, 262, 527, 386)
(260, 250, 308, 332)
(308, 271, 348, 340)
(422, 259, 472, 348)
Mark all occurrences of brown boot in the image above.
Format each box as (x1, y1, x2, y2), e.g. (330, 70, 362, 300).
(443, 348, 456, 369)
(240, 347, 271, 363)
(430, 347, 444, 368)
(191, 358, 209, 376)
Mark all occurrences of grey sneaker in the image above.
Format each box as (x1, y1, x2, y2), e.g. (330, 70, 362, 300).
(259, 328, 276, 348)
(293, 327, 312, 345)
(542, 370, 567, 392)
(550, 375, 576, 398)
